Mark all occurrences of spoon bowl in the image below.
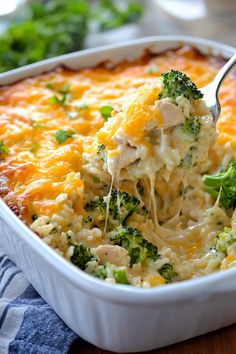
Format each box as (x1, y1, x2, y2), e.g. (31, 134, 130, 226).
(201, 53, 236, 121)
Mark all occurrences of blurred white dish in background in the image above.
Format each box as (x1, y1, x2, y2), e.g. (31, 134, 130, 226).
(154, 0, 206, 20)
(0, 0, 28, 33)
(0, 0, 25, 16)
(85, 23, 140, 48)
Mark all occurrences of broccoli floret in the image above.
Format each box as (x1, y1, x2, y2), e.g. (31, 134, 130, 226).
(159, 263, 177, 283)
(70, 245, 108, 279)
(110, 226, 158, 266)
(85, 260, 108, 280)
(159, 70, 203, 101)
(85, 198, 107, 227)
(109, 190, 140, 224)
(94, 265, 108, 279)
(113, 269, 130, 285)
(216, 227, 236, 254)
(202, 161, 236, 209)
(70, 244, 93, 270)
(181, 117, 201, 140)
(85, 190, 140, 228)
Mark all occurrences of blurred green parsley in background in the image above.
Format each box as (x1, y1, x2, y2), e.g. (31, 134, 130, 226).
(0, 0, 143, 72)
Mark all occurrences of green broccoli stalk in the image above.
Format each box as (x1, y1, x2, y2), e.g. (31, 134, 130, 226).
(216, 227, 236, 254)
(70, 244, 94, 270)
(110, 226, 158, 266)
(113, 269, 130, 284)
(85, 189, 141, 228)
(159, 70, 203, 101)
(202, 161, 236, 209)
(159, 263, 177, 283)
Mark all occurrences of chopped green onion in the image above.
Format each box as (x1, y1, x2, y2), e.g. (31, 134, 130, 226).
(30, 144, 40, 152)
(48, 83, 72, 106)
(48, 95, 61, 105)
(48, 94, 70, 106)
(54, 129, 75, 144)
(59, 83, 70, 94)
(45, 83, 54, 90)
(100, 105, 113, 121)
(0, 141, 9, 154)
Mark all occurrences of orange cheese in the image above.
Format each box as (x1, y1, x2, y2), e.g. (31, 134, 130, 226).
(146, 275, 166, 286)
(221, 255, 235, 270)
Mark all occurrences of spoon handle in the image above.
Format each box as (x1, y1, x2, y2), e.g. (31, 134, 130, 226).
(213, 53, 236, 95)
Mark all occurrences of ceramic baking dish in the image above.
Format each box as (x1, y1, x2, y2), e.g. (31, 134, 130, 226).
(0, 36, 236, 353)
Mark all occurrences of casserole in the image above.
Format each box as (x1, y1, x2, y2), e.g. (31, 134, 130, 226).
(0, 36, 236, 352)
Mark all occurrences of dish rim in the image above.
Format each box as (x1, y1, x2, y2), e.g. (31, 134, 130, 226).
(1, 35, 236, 304)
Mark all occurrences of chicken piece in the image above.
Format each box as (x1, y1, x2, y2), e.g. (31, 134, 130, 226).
(95, 245, 130, 267)
(106, 144, 144, 175)
(117, 146, 140, 170)
(155, 100, 185, 129)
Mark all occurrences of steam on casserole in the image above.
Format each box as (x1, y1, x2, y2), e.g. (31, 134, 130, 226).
(0, 47, 235, 287)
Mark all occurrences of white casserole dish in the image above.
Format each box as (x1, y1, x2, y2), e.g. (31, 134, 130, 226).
(0, 36, 236, 353)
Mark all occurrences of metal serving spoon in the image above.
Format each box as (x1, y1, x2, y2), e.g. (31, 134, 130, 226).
(201, 53, 236, 122)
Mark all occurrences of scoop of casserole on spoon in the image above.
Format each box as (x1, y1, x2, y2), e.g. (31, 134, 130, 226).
(201, 53, 236, 122)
